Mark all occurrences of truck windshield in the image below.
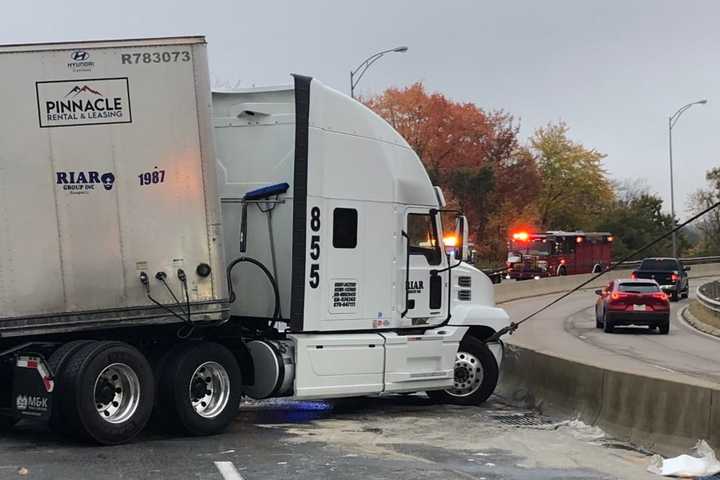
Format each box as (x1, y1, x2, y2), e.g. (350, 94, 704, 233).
(618, 283, 660, 293)
(640, 259, 679, 271)
(509, 239, 550, 257)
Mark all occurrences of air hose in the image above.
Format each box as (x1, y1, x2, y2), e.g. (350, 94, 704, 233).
(226, 256, 281, 322)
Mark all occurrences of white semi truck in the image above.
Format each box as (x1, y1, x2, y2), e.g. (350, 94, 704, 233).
(0, 36, 510, 444)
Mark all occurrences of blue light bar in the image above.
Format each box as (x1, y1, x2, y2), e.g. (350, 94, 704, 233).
(243, 182, 290, 201)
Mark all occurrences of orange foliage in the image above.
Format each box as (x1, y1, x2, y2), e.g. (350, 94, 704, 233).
(364, 83, 541, 263)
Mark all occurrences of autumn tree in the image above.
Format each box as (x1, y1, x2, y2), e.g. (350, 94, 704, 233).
(530, 123, 614, 230)
(364, 83, 540, 263)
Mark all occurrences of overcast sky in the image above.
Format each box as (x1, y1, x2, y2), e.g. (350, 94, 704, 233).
(5, 1, 718, 219)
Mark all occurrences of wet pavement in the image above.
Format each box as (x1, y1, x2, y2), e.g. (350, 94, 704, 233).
(0, 395, 657, 479)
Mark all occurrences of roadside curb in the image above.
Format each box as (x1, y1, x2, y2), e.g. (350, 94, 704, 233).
(682, 303, 720, 338)
(497, 343, 720, 456)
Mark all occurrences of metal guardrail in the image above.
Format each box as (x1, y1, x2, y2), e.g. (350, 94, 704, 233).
(697, 280, 720, 314)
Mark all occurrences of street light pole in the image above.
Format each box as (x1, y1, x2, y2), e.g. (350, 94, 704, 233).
(668, 99, 707, 257)
(350, 46, 408, 99)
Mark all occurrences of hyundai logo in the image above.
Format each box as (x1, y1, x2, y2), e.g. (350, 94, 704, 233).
(71, 50, 89, 62)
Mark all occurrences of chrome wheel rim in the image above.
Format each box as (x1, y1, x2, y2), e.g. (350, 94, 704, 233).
(189, 362, 230, 419)
(446, 351, 484, 397)
(94, 363, 141, 424)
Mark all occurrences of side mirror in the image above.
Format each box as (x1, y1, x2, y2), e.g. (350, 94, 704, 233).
(684, 266, 691, 272)
(594, 289, 603, 295)
(455, 215, 469, 262)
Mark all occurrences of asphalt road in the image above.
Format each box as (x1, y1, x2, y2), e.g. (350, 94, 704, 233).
(503, 277, 720, 386)
(0, 396, 658, 480)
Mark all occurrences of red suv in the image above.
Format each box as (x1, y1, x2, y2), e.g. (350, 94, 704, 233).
(595, 279, 670, 334)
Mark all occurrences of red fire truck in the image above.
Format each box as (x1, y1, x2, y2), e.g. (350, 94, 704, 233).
(506, 231, 613, 280)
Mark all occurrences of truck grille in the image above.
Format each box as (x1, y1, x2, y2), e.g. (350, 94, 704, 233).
(458, 289, 471, 301)
(458, 276, 472, 287)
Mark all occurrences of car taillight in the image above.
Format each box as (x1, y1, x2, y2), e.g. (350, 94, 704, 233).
(671, 273, 679, 282)
(631, 272, 637, 280)
(653, 292, 668, 301)
(610, 292, 628, 301)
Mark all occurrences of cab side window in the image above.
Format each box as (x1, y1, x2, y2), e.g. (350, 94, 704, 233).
(407, 213, 441, 265)
(333, 208, 358, 249)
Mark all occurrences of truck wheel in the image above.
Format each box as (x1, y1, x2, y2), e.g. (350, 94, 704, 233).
(157, 342, 242, 436)
(671, 291, 679, 302)
(427, 336, 498, 406)
(58, 341, 154, 445)
(558, 266, 567, 276)
(0, 415, 18, 431)
(48, 340, 97, 433)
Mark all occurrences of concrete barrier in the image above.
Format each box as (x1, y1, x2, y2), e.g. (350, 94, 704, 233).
(498, 343, 720, 456)
(494, 263, 720, 454)
(494, 263, 720, 304)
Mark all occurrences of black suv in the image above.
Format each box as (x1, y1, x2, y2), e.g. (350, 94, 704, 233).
(632, 257, 690, 301)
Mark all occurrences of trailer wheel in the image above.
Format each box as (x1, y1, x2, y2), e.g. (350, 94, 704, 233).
(427, 336, 499, 406)
(47, 340, 97, 434)
(157, 342, 242, 436)
(58, 341, 154, 445)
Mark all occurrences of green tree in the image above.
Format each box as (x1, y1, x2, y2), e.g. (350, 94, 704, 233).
(594, 183, 677, 259)
(530, 123, 614, 230)
(689, 167, 720, 255)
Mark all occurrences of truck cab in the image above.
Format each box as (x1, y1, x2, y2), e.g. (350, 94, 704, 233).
(214, 75, 510, 404)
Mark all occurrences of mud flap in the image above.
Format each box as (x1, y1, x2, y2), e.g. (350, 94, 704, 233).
(12, 355, 54, 421)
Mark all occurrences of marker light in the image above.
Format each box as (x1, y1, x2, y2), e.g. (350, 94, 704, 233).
(576, 236, 584, 244)
(512, 231, 530, 241)
(444, 235, 457, 247)
(607, 236, 614, 242)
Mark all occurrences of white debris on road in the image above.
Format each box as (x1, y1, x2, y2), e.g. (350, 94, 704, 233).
(647, 440, 720, 477)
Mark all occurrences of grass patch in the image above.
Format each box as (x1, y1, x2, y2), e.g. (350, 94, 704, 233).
(688, 299, 720, 330)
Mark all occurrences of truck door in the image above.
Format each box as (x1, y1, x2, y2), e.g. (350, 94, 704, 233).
(401, 208, 446, 326)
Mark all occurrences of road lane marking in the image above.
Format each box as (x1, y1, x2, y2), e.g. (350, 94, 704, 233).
(214, 461, 245, 480)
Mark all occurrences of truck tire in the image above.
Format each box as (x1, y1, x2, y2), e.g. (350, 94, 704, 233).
(48, 340, 97, 433)
(156, 342, 242, 436)
(426, 336, 499, 406)
(57, 341, 154, 445)
(558, 266, 567, 276)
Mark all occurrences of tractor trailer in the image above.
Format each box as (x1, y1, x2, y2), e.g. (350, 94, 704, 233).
(0, 36, 510, 444)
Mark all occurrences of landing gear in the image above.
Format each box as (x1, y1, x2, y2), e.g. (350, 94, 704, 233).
(0, 415, 18, 432)
(427, 336, 499, 406)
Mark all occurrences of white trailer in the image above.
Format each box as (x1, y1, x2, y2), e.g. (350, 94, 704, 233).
(0, 37, 510, 445)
